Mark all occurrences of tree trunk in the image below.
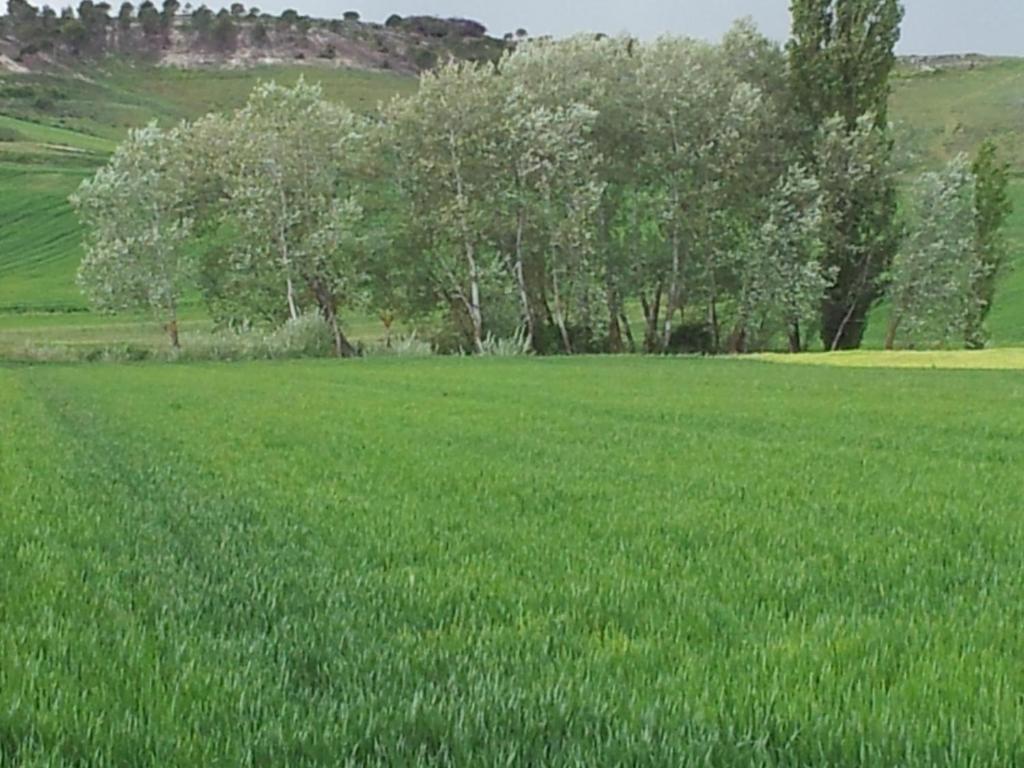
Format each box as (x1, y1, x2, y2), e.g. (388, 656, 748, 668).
(286, 276, 299, 322)
(828, 298, 863, 352)
(278, 192, 300, 322)
(620, 311, 636, 353)
(662, 225, 682, 350)
(729, 323, 748, 355)
(328, 312, 357, 358)
(707, 295, 720, 355)
(312, 280, 356, 358)
(641, 284, 662, 353)
(512, 210, 536, 353)
(884, 312, 900, 351)
(446, 129, 484, 355)
(821, 250, 880, 351)
(164, 299, 180, 349)
(551, 271, 573, 355)
(467, 258, 484, 355)
(607, 286, 624, 354)
(964, 304, 987, 350)
(380, 311, 395, 349)
(166, 319, 180, 349)
(787, 320, 802, 354)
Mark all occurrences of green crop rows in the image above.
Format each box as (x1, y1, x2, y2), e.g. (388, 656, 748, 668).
(3, 357, 1024, 766)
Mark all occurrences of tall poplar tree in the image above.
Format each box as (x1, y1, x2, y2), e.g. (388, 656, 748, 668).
(965, 140, 1012, 349)
(787, 0, 904, 350)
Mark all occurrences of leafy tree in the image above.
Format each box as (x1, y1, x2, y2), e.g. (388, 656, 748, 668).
(116, 1, 132, 32)
(189, 3, 210, 36)
(160, 0, 176, 29)
(72, 123, 194, 348)
(735, 165, 829, 353)
(814, 113, 900, 350)
(788, 0, 903, 132)
(7, 0, 40, 43)
(214, 80, 370, 356)
(387, 62, 505, 353)
(76, 0, 109, 46)
(885, 155, 978, 349)
(492, 87, 603, 353)
(342, 9, 358, 21)
(211, 8, 236, 51)
(61, 15, 88, 52)
(636, 37, 764, 351)
(788, 0, 904, 350)
(136, 0, 160, 36)
(499, 35, 638, 352)
(228, 1, 243, 16)
(965, 140, 1013, 348)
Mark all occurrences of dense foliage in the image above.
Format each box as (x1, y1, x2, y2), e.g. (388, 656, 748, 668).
(788, 0, 905, 350)
(71, 12, 1012, 355)
(966, 140, 1013, 348)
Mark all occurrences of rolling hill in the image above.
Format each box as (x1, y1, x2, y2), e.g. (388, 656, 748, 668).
(0, 63, 416, 314)
(0, 54, 1022, 347)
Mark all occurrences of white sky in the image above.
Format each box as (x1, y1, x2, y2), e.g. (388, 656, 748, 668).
(238, 1, 1024, 56)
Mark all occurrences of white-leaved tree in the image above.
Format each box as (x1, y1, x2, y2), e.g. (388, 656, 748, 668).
(490, 82, 602, 353)
(636, 37, 765, 350)
(73, 122, 194, 348)
(500, 35, 642, 352)
(388, 61, 503, 353)
(885, 155, 980, 349)
(735, 165, 830, 352)
(219, 79, 369, 356)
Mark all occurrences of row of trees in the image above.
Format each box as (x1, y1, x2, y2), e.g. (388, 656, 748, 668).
(2, 0, 390, 57)
(73, 6, 1013, 356)
(5, 0, 258, 55)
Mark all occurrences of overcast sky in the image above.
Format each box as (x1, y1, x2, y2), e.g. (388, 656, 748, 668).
(260, 1, 1024, 56)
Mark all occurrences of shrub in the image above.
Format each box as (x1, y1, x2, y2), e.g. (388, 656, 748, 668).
(84, 344, 152, 362)
(412, 47, 436, 70)
(267, 311, 334, 358)
(0, 126, 23, 142)
(363, 332, 433, 358)
(479, 329, 530, 357)
(667, 322, 716, 355)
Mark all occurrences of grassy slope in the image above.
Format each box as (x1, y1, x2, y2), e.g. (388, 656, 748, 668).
(875, 58, 1024, 347)
(3, 357, 1024, 765)
(0, 64, 415, 314)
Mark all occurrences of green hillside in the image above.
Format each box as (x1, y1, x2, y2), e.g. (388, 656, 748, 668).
(0, 64, 415, 315)
(886, 59, 1024, 346)
(0, 58, 1021, 344)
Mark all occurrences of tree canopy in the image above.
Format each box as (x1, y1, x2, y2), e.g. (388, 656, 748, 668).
(72, 17, 1013, 356)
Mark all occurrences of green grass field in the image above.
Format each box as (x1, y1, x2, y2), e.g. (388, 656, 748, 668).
(2, 357, 1024, 765)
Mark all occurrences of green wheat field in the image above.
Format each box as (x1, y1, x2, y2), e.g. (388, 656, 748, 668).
(3, 357, 1024, 765)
